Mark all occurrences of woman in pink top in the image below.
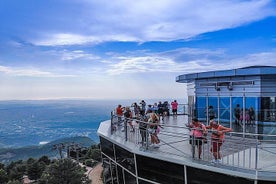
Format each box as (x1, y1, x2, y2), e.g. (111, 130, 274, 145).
(187, 118, 207, 159)
(171, 100, 178, 116)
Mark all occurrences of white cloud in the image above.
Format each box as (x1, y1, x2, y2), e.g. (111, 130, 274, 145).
(31, 0, 276, 46)
(105, 48, 276, 75)
(34, 33, 99, 46)
(106, 56, 182, 75)
(228, 51, 276, 68)
(177, 51, 276, 73)
(0, 65, 75, 77)
(61, 49, 100, 61)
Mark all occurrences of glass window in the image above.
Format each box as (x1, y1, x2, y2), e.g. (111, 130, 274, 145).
(259, 97, 276, 137)
(188, 95, 195, 118)
(261, 97, 276, 122)
(136, 155, 184, 184)
(196, 97, 207, 122)
(232, 97, 243, 126)
(219, 97, 230, 124)
(115, 144, 135, 174)
(187, 166, 253, 184)
(100, 137, 114, 159)
(245, 97, 259, 124)
(207, 97, 218, 123)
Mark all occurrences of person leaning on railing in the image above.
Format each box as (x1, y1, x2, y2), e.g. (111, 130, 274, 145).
(147, 111, 161, 148)
(186, 118, 207, 159)
(206, 119, 232, 163)
(124, 106, 134, 132)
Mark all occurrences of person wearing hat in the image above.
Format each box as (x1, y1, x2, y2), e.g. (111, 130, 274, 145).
(206, 119, 232, 163)
(187, 118, 207, 159)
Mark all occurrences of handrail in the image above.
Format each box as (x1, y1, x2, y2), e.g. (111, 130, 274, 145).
(110, 111, 276, 176)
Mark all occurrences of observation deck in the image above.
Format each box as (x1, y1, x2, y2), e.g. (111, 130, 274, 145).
(98, 114, 276, 184)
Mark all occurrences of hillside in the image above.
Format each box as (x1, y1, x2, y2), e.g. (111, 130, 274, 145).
(0, 136, 96, 164)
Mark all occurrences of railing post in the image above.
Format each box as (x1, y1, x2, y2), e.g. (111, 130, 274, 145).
(111, 111, 114, 135)
(125, 118, 128, 141)
(255, 139, 259, 170)
(146, 131, 149, 150)
(191, 136, 195, 159)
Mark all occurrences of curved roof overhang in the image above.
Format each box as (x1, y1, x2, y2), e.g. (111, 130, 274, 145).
(176, 65, 276, 83)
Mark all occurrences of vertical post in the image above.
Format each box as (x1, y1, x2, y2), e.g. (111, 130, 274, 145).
(243, 95, 245, 138)
(191, 135, 195, 159)
(255, 139, 259, 170)
(111, 111, 114, 135)
(206, 96, 209, 124)
(230, 97, 232, 130)
(217, 95, 220, 123)
(125, 118, 128, 141)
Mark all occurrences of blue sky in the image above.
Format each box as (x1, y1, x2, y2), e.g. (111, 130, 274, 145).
(0, 0, 276, 101)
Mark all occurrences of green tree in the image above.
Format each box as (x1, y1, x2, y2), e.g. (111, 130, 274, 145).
(86, 147, 101, 161)
(6, 160, 26, 181)
(7, 180, 21, 184)
(0, 163, 5, 170)
(38, 156, 51, 165)
(39, 158, 90, 184)
(27, 160, 46, 180)
(0, 168, 9, 184)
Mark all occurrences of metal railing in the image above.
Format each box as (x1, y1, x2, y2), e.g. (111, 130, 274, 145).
(110, 111, 276, 176)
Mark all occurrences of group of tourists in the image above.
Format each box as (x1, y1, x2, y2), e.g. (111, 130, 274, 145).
(187, 118, 232, 163)
(234, 104, 255, 125)
(116, 100, 233, 163)
(115, 100, 179, 148)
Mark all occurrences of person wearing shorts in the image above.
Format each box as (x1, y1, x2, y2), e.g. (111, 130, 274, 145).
(171, 100, 178, 116)
(187, 118, 207, 159)
(206, 119, 232, 163)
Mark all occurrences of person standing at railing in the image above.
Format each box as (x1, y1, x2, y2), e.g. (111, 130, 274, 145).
(187, 118, 207, 159)
(137, 114, 148, 146)
(157, 101, 163, 117)
(206, 119, 232, 163)
(171, 100, 178, 116)
(131, 102, 140, 117)
(140, 100, 146, 115)
(147, 111, 161, 148)
(116, 104, 124, 126)
(124, 106, 134, 132)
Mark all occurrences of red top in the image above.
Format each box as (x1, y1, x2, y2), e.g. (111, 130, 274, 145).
(116, 107, 123, 116)
(171, 101, 178, 110)
(210, 125, 225, 140)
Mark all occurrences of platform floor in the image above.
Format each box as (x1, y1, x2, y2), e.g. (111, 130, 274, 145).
(101, 114, 276, 181)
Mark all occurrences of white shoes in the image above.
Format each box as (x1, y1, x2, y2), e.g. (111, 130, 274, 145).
(211, 159, 217, 163)
(153, 144, 160, 148)
(211, 159, 222, 164)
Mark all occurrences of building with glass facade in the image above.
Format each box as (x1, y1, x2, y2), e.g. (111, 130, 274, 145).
(176, 66, 276, 135)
